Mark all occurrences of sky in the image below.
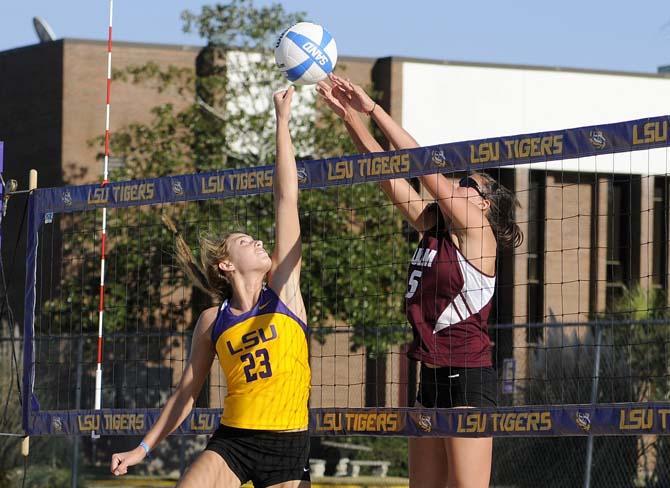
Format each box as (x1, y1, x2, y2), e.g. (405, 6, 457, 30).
(1, 0, 669, 73)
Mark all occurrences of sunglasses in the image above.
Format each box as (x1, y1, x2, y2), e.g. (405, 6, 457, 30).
(459, 176, 488, 199)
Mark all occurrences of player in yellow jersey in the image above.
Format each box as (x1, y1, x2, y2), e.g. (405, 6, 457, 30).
(110, 86, 311, 488)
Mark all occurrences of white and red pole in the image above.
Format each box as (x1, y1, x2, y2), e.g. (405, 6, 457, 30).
(93, 0, 114, 439)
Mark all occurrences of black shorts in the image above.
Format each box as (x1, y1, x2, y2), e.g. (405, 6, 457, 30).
(417, 365, 497, 408)
(205, 425, 310, 488)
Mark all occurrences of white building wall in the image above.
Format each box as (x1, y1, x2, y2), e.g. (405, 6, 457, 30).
(401, 61, 670, 174)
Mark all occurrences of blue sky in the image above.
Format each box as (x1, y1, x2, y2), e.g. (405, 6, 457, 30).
(1, 0, 669, 73)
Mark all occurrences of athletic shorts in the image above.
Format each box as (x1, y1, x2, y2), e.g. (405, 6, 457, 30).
(416, 365, 497, 408)
(205, 425, 310, 487)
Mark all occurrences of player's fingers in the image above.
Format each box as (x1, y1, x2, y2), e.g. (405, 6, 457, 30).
(114, 459, 129, 476)
(110, 454, 121, 474)
(316, 86, 336, 103)
(331, 85, 349, 100)
(329, 73, 345, 87)
(273, 90, 283, 104)
(318, 88, 333, 101)
(316, 88, 333, 102)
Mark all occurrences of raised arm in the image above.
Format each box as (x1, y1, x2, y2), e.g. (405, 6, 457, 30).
(329, 74, 419, 150)
(110, 307, 217, 476)
(268, 87, 306, 322)
(328, 75, 487, 235)
(316, 80, 433, 231)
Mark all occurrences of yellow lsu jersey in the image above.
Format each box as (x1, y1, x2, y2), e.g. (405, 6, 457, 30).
(211, 286, 310, 430)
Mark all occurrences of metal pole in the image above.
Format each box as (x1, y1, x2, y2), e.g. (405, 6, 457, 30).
(583, 323, 603, 488)
(71, 337, 83, 488)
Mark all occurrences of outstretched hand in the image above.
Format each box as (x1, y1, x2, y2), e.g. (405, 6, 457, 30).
(316, 81, 350, 119)
(273, 86, 295, 122)
(328, 74, 376, 114)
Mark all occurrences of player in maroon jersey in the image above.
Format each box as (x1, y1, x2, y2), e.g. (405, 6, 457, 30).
(318, 75, 522, 488)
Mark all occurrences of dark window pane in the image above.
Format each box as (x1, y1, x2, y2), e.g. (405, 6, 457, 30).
(527, 171, 545, 324)
(652, 178, 668, 289)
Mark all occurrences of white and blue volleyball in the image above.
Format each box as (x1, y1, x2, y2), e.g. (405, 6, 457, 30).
(275, 22, 337, 85)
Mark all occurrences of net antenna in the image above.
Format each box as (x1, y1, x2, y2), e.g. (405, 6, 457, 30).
(32, 17, 56, 43)
(92, 0, 115, 439)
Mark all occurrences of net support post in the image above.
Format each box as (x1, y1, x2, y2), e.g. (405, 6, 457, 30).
(21, 436, 29, 456)
(21, 169, 37, 438)
(583, 322, 603, 488)
(28, 170, 37, 192)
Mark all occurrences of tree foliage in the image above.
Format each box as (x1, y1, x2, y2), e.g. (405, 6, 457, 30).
(605, 285, 670, 402)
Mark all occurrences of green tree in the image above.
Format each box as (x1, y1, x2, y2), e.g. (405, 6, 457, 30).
(606, 285, 670, 402)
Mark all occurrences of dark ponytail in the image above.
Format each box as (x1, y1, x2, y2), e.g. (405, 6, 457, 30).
(477, 173, 524, 249)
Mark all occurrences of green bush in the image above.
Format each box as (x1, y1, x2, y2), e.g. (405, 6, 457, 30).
(324, 436, 409, 478)
(355, 436, 409, 477)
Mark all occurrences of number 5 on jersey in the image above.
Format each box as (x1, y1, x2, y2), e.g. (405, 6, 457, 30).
(406, 270, 422, 299)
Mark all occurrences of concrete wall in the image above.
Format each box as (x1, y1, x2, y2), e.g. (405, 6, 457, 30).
(61, 40, 200, 184)
(543, 172, 593, 323)
(400, 59, 670, 146)
(310, 331, 366, 408)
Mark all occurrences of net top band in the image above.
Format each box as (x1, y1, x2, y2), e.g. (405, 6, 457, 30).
(31, 115, 670, 216)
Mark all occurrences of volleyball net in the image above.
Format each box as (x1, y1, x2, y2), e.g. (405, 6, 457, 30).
(22, 115, 670, 437)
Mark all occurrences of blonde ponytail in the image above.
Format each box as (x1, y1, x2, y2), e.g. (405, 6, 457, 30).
(161, 212, 233, 301)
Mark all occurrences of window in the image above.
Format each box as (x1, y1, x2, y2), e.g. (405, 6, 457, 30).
(606, 177, 640, 308)
(652, 177, 668, 290)
(527, 171, 545, 342)
(484, 168, 515, 368)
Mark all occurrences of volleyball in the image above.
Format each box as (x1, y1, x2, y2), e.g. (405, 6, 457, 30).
(274, 22, 337, 85)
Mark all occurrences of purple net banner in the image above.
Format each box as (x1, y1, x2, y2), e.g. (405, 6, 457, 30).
(25, 403, 670, 437)
(30, 116, 670, 216)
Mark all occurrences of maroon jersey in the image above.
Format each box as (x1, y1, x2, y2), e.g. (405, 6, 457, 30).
(405, 228, 495, 367)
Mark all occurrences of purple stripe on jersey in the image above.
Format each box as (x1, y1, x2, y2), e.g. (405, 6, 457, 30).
(211, 286, 308, 345)
(272, 294, 309, 331)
